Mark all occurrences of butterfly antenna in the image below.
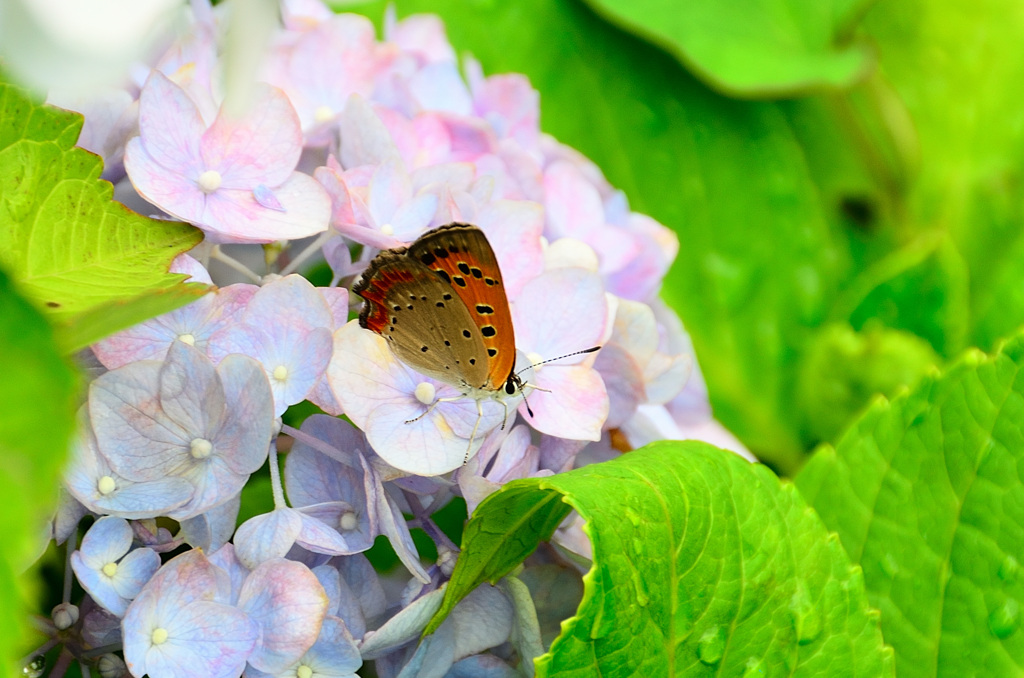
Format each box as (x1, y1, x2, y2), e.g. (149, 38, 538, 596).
(514, 346, 601, 377)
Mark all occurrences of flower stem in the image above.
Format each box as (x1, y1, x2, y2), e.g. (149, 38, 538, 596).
(403, 491, 458, 554)
(280, 230, 334, 277)
(267, 443, 288, 510)
(209, 245, 263, 283)
(281, 424, 344, 461)
(63, 540, 74, 603)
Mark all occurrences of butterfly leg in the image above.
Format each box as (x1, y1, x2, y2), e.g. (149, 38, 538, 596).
(405, 395, 462, 424)
(463, 398, 485, 464)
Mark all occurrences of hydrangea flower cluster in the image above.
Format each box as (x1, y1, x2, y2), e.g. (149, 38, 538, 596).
(34, 1, 748, 676)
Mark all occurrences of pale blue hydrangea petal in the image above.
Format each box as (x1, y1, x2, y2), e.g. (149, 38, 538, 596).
(295, 616, 362, 677)
(395, 620, 456, 678)
(64, 413, 194, 519)
(88, 360, 191, 482)
(336, 554, 386, 633)
(213, 353, 274, 475)
(312, 564, 342, 615)
(123, 550, 256, 678)
(158, 338, 227, 439)
(179, 492, 241, 552)
(208, 543, 250, 606)
(141, 600, 258, 678)
(237, 558, 329, 674)
(108, 546, 162, 601)
(359, 586, 446, 660)
(234, 508, 303, 570)
(444, 656, 518, 678)
(78, 515, 133, 568)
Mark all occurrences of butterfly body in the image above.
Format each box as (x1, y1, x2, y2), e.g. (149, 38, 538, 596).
(354, 223, 522, 405)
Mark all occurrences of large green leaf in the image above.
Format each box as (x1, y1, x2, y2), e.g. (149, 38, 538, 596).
(0, 267, 77, 675)
(429, 442, 893, 676)
(797, 331, 1024, 676)
(355, 0, 855, 471)
(580, 0, 875, 96)
(0, 80, 206, 352)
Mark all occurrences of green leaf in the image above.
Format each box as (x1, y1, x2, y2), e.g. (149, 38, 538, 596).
(580, 0, 874, 96)
(796, 331, 1024, 677)
(0, 266, 77, 673)
(0, 80, 206, 351)
(429, 442, 893, 676)
(356, 0, 853, 471)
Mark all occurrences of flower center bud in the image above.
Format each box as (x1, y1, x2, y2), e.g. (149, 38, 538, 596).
(97, 476, 116, 495)
(339, 511, 358, 531)
(297, 666, 313, 678)
(102, 562, 118, 578)
(151, 627, 169, 645)
(414, 381, 436, 405)
(197, 170, 222, 193)
(52, 603, 79, 630)
(190, 438, 213, 459)
(379, 223, 395, 236)
(273, 365, 289, 381)
(313, 106, 334, 124)
(526, 352, 544, 372)
(177, 333, 196, 346)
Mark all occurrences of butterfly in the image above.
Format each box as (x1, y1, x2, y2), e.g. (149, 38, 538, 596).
(354, 223, 599, 458)
(354, 221, 521, 408)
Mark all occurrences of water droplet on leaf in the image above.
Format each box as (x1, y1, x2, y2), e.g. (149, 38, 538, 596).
(989, 598, 1020, 639)
(697, 626, 726, 665)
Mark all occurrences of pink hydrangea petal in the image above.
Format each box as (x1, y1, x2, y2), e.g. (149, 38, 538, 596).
(124, 137, 206, 224)
(520, 364, 608, 441)
(543, 161, 605, 238)
(475, 199, 544, 299)
(339, 95, 401, 168)
(238, 558, 329, 674)
(200, 84, 302, 189)
(408, 62, 473, 115)
(200, 173, 330, 244)
(367, 158, 411, 224)
(438, 113, 496, 161)
(253, 184, 286, 211)
(511, 268, 608, 360)
(315, 163, 354, 222)
(135, 70, 205, 177)
(389, 193, 437, 241)
(385, 13, 456, 63)
(594, 344, 644, 429)
(169, 254, 212, 284)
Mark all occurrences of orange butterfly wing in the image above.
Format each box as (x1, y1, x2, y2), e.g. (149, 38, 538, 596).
(404, 223, 516, 391)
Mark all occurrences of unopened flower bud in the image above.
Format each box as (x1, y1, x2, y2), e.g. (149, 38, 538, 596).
(437, 546, 458, 577)
(51, 602, 79, 630)
(98, 653, 128, 678)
